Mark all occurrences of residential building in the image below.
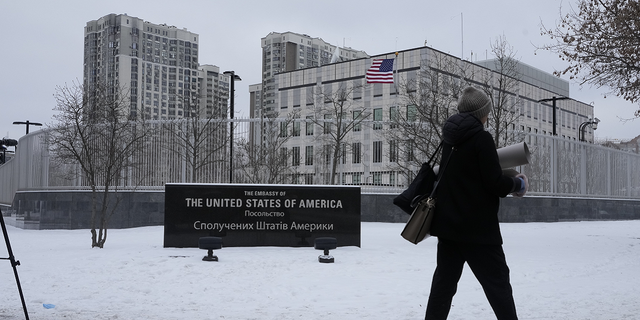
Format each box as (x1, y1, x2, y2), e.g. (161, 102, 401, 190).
(248, 83, 263, 118)
(83, 14, 229, 120)
(198, 65, 229, 118)
(255, 31, 369, 119)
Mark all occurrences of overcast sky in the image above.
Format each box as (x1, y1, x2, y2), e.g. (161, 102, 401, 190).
(1, 0, 639, 143)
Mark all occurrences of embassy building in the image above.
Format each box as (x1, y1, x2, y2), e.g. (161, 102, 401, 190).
(271, 45, 595, 186)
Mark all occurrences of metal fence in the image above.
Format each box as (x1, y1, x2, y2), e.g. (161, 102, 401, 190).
(1, 118, 639, 206)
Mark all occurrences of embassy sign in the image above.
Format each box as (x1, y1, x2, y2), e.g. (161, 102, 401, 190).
(164, 184, 361, 248)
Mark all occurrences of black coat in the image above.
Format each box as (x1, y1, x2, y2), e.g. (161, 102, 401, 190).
(430, 113, 518, 245)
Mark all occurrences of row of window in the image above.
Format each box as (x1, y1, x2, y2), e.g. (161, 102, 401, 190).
(280, 171, 396, 186)
(284, 171, 397, 186)
(284, 141, 386, 167)
(142, 33, 197, 48)
(274, 107, 414, 139)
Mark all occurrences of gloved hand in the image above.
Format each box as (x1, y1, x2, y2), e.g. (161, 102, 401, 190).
(513, 173, 528, 197)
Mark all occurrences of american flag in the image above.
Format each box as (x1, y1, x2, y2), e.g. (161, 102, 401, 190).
(365, 59, 395, 83)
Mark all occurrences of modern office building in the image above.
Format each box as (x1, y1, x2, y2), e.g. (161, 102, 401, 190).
(273, 45, 596, 186)
(83, 14, 229, 120)
(254, 32, 369, 118)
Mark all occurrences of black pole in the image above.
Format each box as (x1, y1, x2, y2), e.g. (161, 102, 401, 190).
(0, 207, 30, 320)
(552, 99, 557, 136)
(224, 71, 241, 183)
(12, 121, 42, 135)
(229, 76, 235, 183)
(538, 97, 570, 137)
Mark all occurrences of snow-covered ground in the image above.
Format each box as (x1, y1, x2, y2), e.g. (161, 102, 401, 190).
(1, 221, 639, 319)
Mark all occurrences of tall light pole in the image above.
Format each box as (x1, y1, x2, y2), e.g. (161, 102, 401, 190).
(223, 71, 241, 183)
(537, 97, 570, 136)
(13, 120, 42, 135)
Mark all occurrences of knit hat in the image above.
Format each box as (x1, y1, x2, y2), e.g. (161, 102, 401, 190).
(457, 86, 492, 120)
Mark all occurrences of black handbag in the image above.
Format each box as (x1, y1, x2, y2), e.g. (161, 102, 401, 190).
(400, 145, 454, 244)
(393, 142, 443, 214)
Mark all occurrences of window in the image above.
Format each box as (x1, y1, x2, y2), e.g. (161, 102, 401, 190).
(389, 106, 399, 129)
(406, 139, 415, 161)
(352, 142, 361, 164)
(280, 147, 288, 166)
(373, 141, 382, 163)
(292, 147, 300, 166)
(323, 145, 331, 164)
(323, 114, 332, 134)
(373, 172, 382, 185)
(353, 80, 363, 100)
(292, 118, 301, 137)
(389, 140, 398, 162)
(305, 146, 314, 165)
(279, 122, 287, 138)
(304, 173, 314, 185)
(373, 83, 383, 97)
(373, 108, 383, 130)
(306, 87, 315, 105)
(353, 110, 362, 132)
(407, 105, 417, 122)
(305, 116, 314, 135)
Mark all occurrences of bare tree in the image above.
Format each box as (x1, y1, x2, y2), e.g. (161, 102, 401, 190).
(480, 35, 525, 148)
(235, 112, 300, 184)
(539, 0, 640, 116)
(162, 94, 228, 183)
(387, 52, 472, 179)
(310, 81, 371, 185)
(48, 80, 150, 248)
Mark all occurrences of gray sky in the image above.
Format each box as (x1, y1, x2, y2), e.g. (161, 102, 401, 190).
(2, 0, 639, 143)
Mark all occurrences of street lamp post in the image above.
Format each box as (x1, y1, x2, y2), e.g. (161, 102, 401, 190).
(13, 120, 42, 135)
(579, 118, 600, 142)
(537, 97, 570, 136)
(223, 71, 241, 183)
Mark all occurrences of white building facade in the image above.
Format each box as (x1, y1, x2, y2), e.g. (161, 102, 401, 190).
(273, 46, 596, 187)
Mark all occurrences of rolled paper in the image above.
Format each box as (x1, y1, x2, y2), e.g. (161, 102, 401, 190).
(434, 142, 530, 174)
(496, 142, 530, 168)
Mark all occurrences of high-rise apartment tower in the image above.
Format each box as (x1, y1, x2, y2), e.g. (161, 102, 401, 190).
(254, 32, 369, 118)
(84, 14, 229, 120)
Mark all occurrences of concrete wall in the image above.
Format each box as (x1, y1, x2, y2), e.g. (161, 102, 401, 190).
(6, 191, 640, 229)
(9, 191, 164, 229)
(363, 194, 640, 223)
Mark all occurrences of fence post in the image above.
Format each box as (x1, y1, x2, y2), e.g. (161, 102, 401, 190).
(580, 143, 587, 195)
(606, 149, 611, 196)
(627, 154, 631, 197)
(551, 137, 557, 194)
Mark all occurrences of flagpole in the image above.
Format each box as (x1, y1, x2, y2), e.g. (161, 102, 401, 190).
(394, 52, 399, 95)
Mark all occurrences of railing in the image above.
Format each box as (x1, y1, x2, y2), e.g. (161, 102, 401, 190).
(1, 119, 639, 206)
(521, 133, 640, 198)
(0, 130, 50, 206)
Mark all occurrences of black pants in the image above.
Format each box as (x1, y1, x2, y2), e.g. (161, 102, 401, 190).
(425, 239, 518, 320)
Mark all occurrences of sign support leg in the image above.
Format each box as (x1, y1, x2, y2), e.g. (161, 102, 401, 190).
(0, 208, 29, 320)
